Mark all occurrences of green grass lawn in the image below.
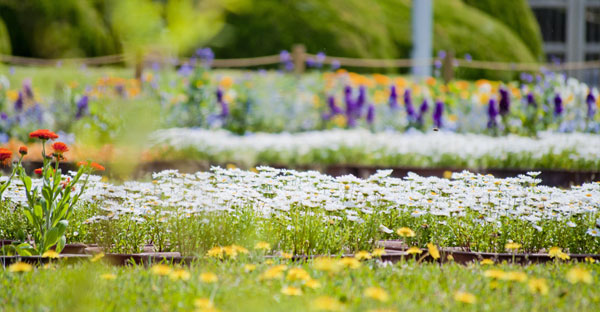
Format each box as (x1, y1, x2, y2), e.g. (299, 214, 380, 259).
(1, 257, 599, 311)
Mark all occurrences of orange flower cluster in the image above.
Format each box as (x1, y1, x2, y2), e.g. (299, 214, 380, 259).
(52, 142, 69, 154)
(29, 129, 59, 140)
(77, 161, 105, 172)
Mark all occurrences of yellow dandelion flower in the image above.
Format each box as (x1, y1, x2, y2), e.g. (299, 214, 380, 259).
(355, 251, 372, 260)
(528, 278, 549, 295)
(447, 254, 454, 261)
(259, 265, 287, 280)
(281, 286, 302, 296)
(170, 269, 191, 281)
(206, 246, 224, 258)
(480, 259, 494, 265)
(244, 264, 257, 272)
(287, 268, 311, 282)
(312, 258, 343, 273)
(42, 250, 60, 259)
(100, 273, 117, 280)
(194, 298, 214, 309)
(305, 278, 322, 289)
(548, 247, 570, 260)
(396, 227, 416, 237)
(222, 246, 238, 259)
(407, 246, 423, 255)
(264, 259, 274, 265)
(483, 269, 506, 280)
(199, 272, 219, 283)
(254, 241, 271, 251)
(364, 287, 389, 302)
(281, 252, 293, 259)
(8, 262, 32, 273)
(443, 171, 453, 179)
(502, 271, 528, 283)
(312, 296, 342, 311)
(566, 267, 592, 284)
(427, 243, 440, 260)
(372, 248, 386, 257)
(505, 242, 522, 251)
(90, 252, 105, 262)
(339, 258, 361, 269)
(454, 291, 476, 304)
(585, 257, 596, 263)
(151, 264, 172, 276)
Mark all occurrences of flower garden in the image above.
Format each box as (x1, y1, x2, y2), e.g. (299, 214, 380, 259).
(1, 60, 600, 311)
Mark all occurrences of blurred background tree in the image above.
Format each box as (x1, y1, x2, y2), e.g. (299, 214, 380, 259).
(0, 0, 543, 67)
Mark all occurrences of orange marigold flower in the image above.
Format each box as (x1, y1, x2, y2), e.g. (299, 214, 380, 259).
(29, 129, 59, 140)
(0, 148, 12, 162)
(52, 142, 69, 154)
(90, 162, 105, 171)
(18, 146, 28, 156)
(34, 168, 43, 175)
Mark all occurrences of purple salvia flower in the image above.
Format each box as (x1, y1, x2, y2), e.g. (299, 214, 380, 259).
(526, 92, 536, 107)
(315, 52, 326, 68)
(487, 98, 499, 128)
(586, 92, 596, 119)
(499, 87, 510, 115)
(0, 112, 7, 120)
(366, 104, 375, 124)
(216, 88, 229, 118)
(331, 60, 340, 70)
(356, 86, 366, 111)
(75, 95, 89, 119)
(389, 86, 398, 110)
(23, 79, 33, 99)
(14, 92, 23, 112)
(328, 95, 342, 115)
(417, 99, 429, 124)
(344, 86, 354, 115)
(553, 93, 563, 116)
(404, 89, 415, 119)
(306, 57, 316, 68)
(433, 100, 444, 128)
(280, 50, 291, 62)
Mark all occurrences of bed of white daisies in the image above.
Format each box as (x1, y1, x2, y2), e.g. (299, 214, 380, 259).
(1, 167, 600, 254)
(149, 129, 600, 171)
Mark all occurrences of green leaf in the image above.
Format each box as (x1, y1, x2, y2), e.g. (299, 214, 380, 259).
(56, 235, 66, 253)
(33, 204, 43, 221)
(16, 243, 33, 257)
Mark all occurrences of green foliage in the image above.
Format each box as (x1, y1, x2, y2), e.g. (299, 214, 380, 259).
(0, 17, 10, 54)
(463, 0, 545, 61)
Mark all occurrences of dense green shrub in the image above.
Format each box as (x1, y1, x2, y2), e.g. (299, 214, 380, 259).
(463, 0, 545, 61)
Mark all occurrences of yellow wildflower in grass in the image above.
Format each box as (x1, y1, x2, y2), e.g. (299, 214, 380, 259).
(566, 267, 593, 284)
(230, 244, 249, 255)
(396, 227, 416, 237)
(244, 264, 257, 272)
(502, 271, 528, 283)
(199, 272, 219, 283)
(90, 252, 105, 262)
(505, 242, 522, 251)
(339, 257, 361, 269)
(483, 269, 506, 280)
(372, 248, 386, 257)
(281, 286, 303, 296)
(42, 250, 60, 259)
(170, 269, 191, 281)
(100, 273, 117, 280)
(447, 254, 454, 261)
(194, 298, 214, 309)
(364, 287, 389, 302)
(355, 251, 372, 260)
(480, 259, 494, 265)
(585, 257, 596, 263)
(259, 265, 287, 280)
(254, 241, 271, 251)
(222, 246, 239, 259)
(287, 267, 311, 282)
(151, 264, 172, 276)
(312, 296, 342, 311)
(454, 291, 476, 304)
(312, 258, 343, 273)
(305, 278, 322, 289)
(281, 252, 293, 259)
(528, 278, 549, 295)
(8, 262, 32, 273)
(427, 243, 440, 260)
(206, 246, 224, 258)
(264, 259, 274, 265)
(407, 246, 423, 255)
(548, 247, 570, 260)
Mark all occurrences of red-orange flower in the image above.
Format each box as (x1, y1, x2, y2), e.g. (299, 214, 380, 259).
(18, 146, 28, 156)
(0, 148, 12, 162)
(90, 162, 105, 171)
(29, 129, 59, 140)
(34, 168, 43, 175)
(52, 142, 69, 154)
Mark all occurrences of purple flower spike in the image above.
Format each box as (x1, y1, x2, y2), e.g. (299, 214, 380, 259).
(14, 92, 23, 112)
(75, 95, 89, 119)
(553, 93, 563, 116)
(216, 88, 229, 118)
(433, 100, 444, 128)
(499, 87, 510, 115)
(586, 92, 596, 119)
(404, 89, 415, 119)
(344, 86, 354, 115)
(366, 104, 375, 124)
(417, 99, 429, 124)
(487, 98, 498, 128)
(356, 86, 366, 110)
(526, 92, 536, 107)
(23, 79, 34, 99)
(328, 95, 342, 115)
(389, 86, 398, 110)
